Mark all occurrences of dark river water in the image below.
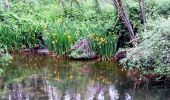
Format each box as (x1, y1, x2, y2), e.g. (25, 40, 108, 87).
(0, 53, 170, 100)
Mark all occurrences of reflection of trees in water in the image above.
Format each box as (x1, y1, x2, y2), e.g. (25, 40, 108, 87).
(0, 72, 169, 100)
(0, 60, 127, 99)
(0, 54, 169, 99)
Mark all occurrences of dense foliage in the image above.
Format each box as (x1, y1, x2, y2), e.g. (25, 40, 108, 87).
(120, 0, 170, 75)
(0, 0, 118, 57)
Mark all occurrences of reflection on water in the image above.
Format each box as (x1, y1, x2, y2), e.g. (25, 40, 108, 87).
(0, 54, 170, 100)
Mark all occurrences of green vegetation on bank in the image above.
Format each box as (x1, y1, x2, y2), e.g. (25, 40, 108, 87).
(0, 0, 119, 57)
(120, 0, 170, 76)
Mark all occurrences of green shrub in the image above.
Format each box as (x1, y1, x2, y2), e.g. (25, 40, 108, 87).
(145, 0, 170, 18)
(120, 17, 170, 75)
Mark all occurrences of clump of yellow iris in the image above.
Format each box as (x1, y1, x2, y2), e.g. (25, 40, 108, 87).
(64, 32, 72, 43)
(99, 37, 106, 45)
(95, 36, 107, 45)
(51, 33, 58, 44)
(67, 35, 72, 43)
(88, 33, 107, 46)
(87, 33, 95, 40)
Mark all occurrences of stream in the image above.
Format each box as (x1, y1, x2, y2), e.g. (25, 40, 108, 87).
(0, 53, 170, 100)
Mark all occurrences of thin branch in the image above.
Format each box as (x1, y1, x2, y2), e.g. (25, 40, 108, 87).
(139, 0, 146, 29)
(116, 0, 138, 47)
(105, 0, 114, 5)
(3, 0, 9, 11)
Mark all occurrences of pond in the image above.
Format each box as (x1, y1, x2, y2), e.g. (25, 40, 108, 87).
(0, 53, 170, 100)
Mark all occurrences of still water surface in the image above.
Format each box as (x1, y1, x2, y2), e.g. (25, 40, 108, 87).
(0, 54, 170, 100)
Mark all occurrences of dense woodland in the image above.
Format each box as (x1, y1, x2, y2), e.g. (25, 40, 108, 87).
(0, 0, 170, 76)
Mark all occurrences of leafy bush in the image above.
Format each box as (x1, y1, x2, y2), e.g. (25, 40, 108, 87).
(145, 0, 170, 18)
(120, 17, 170, 75)
(0, 1, 48, 49)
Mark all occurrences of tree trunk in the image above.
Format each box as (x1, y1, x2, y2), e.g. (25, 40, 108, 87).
(94, 0, 102, 14)
(112, 0, 138, 47)
(139, 0, 146, 29)
(59, 0, 65, 8)
(3, 0, 9, 11)
(70, 0, 80, 7)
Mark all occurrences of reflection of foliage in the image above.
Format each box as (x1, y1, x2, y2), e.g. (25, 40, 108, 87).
(47, 61, 92, 91)
(1, 66, 38, 83)
(0, 44, 13, 77)
(0, 44, 12, 67)
(51, 73, 89, 92)
(0, 54, 125, 98)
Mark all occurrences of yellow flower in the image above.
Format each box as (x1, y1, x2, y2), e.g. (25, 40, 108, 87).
(67, 35, 72, 43)
(88, 34, 95, 40)
(100, 38, 106, 44)
(69, 75, 73, 79)
(67, 35, 71, 39)
(95, 36, 100, 41)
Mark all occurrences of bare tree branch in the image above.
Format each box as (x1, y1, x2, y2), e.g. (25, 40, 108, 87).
(139, 0, 146, 29)
(59, 0, 65, 8)
(111, 0, 138, 47)
(3, 0, 9, 11)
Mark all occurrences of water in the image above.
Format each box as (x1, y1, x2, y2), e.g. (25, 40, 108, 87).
(0, 53, 170, 100)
